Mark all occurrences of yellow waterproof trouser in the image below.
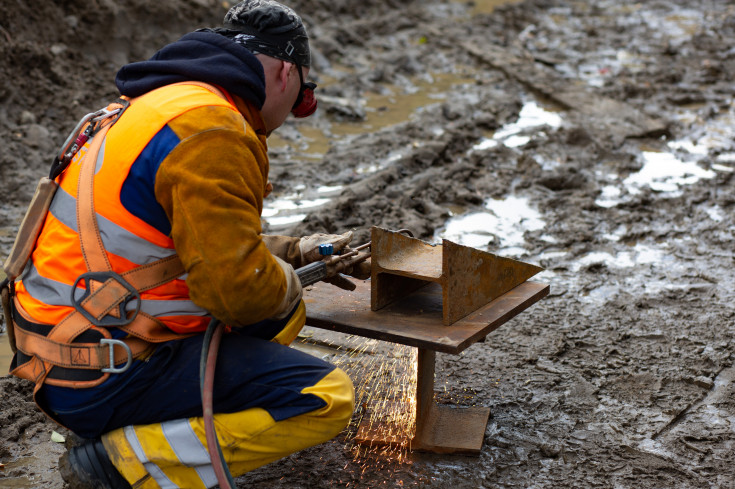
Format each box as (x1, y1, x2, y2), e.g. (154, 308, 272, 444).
(101, 303, 355, 488)
(103, 367, 353, 488)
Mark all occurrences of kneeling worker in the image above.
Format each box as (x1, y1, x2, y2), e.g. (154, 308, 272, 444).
(2, 1, 365, 487)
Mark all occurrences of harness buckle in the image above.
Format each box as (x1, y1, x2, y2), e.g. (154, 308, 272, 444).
(71, 271, 141, 327)
(90, 107, 122, 124)
(100, 338, 132, 373)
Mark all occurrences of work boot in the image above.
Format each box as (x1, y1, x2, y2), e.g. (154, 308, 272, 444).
(59, 438, 132, 489)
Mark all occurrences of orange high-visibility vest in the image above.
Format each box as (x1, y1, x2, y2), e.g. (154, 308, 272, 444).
(12, 83, 239, 389)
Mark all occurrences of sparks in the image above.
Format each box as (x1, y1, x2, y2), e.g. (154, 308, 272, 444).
(297, 334, 418, 469)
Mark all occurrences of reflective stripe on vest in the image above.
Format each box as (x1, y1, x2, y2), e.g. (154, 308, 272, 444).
(49, 186, 179, 264)
(21, 264, 204, 318)
(16, 83, 237, 332)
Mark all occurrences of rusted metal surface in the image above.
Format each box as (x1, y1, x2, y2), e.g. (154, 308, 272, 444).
(414, 348, 436, 439)
(306, 228, 548, 454)
(305, 279, 548, 354)
(304, 278, 547, 453)
(413, 403, 492, 454)
(305, 278, 544, 452)
(410, 348, 490, 454)
(371, 227, 544, 325)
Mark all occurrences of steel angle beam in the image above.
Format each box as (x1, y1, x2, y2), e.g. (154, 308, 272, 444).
(371, 227, 544, 325)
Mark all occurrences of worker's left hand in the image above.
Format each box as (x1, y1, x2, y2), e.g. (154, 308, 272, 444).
(299, 231, 353, 264)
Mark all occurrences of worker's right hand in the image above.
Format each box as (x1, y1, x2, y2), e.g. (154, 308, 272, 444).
(299, 231, 353, 265)
(340, 257, 372, 280)
(270, 256, 303, 319)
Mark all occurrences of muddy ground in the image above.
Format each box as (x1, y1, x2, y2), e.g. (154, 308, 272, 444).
(2, 0, 735, 487)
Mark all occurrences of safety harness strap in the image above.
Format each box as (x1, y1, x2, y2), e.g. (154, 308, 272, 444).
(11, 297, 182, 387)
(11, 100, 188, 390)
(77, 115, 115, 275)
(15, 323, 149, 371)
(11, 82, 231, 390)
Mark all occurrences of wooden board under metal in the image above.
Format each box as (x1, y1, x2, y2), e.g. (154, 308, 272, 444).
(303, 279, 549, 355)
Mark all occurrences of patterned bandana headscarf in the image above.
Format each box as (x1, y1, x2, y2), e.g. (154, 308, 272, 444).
(209, 0, 311, 67)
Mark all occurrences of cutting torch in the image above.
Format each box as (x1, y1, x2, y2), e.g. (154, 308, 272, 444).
(295, 241, 372, 289)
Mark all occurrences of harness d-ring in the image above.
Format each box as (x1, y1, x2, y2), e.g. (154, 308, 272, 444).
(100, 338, 133, 373)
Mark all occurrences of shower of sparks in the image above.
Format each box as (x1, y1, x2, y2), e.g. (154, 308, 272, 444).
(296, 334, 418, 468)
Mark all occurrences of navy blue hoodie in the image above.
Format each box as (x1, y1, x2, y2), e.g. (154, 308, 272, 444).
(115, 31, 266, 109)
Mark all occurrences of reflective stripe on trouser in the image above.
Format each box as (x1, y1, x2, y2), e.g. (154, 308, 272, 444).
(102, 366, 354, 489)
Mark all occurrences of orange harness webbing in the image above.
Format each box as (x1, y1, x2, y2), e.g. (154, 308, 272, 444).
(11, 105, 185, 390)
(10, 83, 230, 391)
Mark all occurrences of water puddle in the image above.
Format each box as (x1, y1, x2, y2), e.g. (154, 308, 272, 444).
(595, 100, 734, 209)
(433, 195, 546, 257)
(352, 74, 474, 134)
(263, 71, 476, 228)
(262, 183, 344, 229)
(268, 72, 474, 160)
(624, 150, 715, 195)
(262, 193, 333, 228)
(0, 456, 41, 488)
(595, 121, 735, 208)
(451, 0, 525, 15)
(434, 100, 562, 258)
(470, 99, 563, 152)
(574, 236, 719, 304)
(572, 243, 669, 275)
(672, 98, 735, 163)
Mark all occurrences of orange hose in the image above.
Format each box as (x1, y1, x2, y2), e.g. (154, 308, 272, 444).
(202, 321, 235, 489)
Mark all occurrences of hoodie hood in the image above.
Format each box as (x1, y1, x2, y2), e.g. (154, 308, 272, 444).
(115, 31, 266, 109)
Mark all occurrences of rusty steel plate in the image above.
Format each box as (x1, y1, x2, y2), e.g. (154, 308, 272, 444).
(411, 404, 491, 454)
(303, 279, 549, 355)
(411, 349, 490, 454)
(353, 405, 490, 455)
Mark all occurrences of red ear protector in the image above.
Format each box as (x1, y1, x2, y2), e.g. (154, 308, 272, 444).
(291, 64, 317, 118)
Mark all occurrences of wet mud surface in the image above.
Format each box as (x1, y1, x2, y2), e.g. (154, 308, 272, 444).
(1, 0, 735, 487)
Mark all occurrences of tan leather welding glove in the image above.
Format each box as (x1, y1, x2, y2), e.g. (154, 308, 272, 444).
(299, 231, 354, 265)
(261, 235, 302, 267)
(271, 256, 303, 320)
